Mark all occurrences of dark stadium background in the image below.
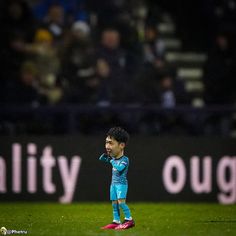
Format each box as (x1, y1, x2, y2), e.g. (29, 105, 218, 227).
(0, 0, 236, 204)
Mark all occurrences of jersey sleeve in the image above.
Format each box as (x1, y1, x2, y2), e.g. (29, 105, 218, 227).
(99, 153, 111, 163)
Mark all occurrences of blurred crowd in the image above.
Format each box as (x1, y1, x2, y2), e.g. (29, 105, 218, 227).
(0, 0, 236, 135)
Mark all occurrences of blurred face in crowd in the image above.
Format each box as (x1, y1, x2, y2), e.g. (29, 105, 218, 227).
(145, 26, 157, 42)
(35, 29, 53, 45)
(101, 29, 120, 50)
(48, 5, 64, 24)
(161, 76, 173, 90)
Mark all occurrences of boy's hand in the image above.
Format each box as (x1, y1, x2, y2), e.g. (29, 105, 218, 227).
(99, 153, 112, 163)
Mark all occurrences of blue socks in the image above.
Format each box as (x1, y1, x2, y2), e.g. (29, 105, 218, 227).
(119, 202, 132, 220)
(112, 202, 132, 222)
(112, 203, 120, 223)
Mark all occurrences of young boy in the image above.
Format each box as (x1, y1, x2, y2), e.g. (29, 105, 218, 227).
(99, 127, 135, 230)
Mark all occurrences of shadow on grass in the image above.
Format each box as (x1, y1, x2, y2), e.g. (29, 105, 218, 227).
(196, 220, 236, 223)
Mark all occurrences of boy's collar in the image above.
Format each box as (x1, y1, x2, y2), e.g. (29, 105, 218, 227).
(113, 155, 124, 160)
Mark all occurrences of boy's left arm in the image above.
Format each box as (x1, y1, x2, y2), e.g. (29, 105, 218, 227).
(99, 153, 111, 163)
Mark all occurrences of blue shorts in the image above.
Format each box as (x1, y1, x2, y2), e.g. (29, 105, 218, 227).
(110, 184, 128, 201)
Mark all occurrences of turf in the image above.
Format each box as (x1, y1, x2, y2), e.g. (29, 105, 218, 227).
(0, 203, 236, 236)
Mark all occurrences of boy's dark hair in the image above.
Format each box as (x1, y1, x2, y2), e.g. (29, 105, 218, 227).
(107, 127, 130, 144)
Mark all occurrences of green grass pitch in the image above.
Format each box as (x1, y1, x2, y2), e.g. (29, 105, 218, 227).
(1, 203, 236, 235)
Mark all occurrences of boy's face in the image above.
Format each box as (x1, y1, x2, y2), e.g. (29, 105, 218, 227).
(105, 136, 125, 158)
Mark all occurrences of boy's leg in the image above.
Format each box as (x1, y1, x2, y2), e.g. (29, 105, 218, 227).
(110, 185, 121, 223)
(112, 200, 121, 223)
(115, 199, 135, 230)
(101, 185, 121, 229)
(114, 185, 135, 230)
(118, 199, 132, 220)
(115, 185, 132, 220)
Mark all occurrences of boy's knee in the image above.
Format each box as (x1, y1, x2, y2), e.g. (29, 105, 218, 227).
(118, 202, 129, 209)
(117, 199, 126, 204)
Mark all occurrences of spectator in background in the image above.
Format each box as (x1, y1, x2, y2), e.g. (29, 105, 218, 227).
(0, 31, 28, 103)
(5, 61, 44, 105)
(215, 0, 236, 30)
(3, 61, 48, 134)
(159, 74, 176, 108)
(136, 69, 188, 105)
(41, 4, 66, 45)
(135, 23, 168, 103)
(95, 28, 133, 103)
(136, 71, 190, 134)
(203, 32, 235, 104)
(203, 32, 236, 136)
(143, 24, 166, 66)
(159, 74, 191, 134)
(60, 21, 100, 103)
(29, 0, 88, 23)
(160, 74, 189, 106)
(86, 0, 128, 30)
(95, 57, 117, 107)
(22, 29, 63, 104)
(0, 0, 37, 101)
(1, 0, 37, 43)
